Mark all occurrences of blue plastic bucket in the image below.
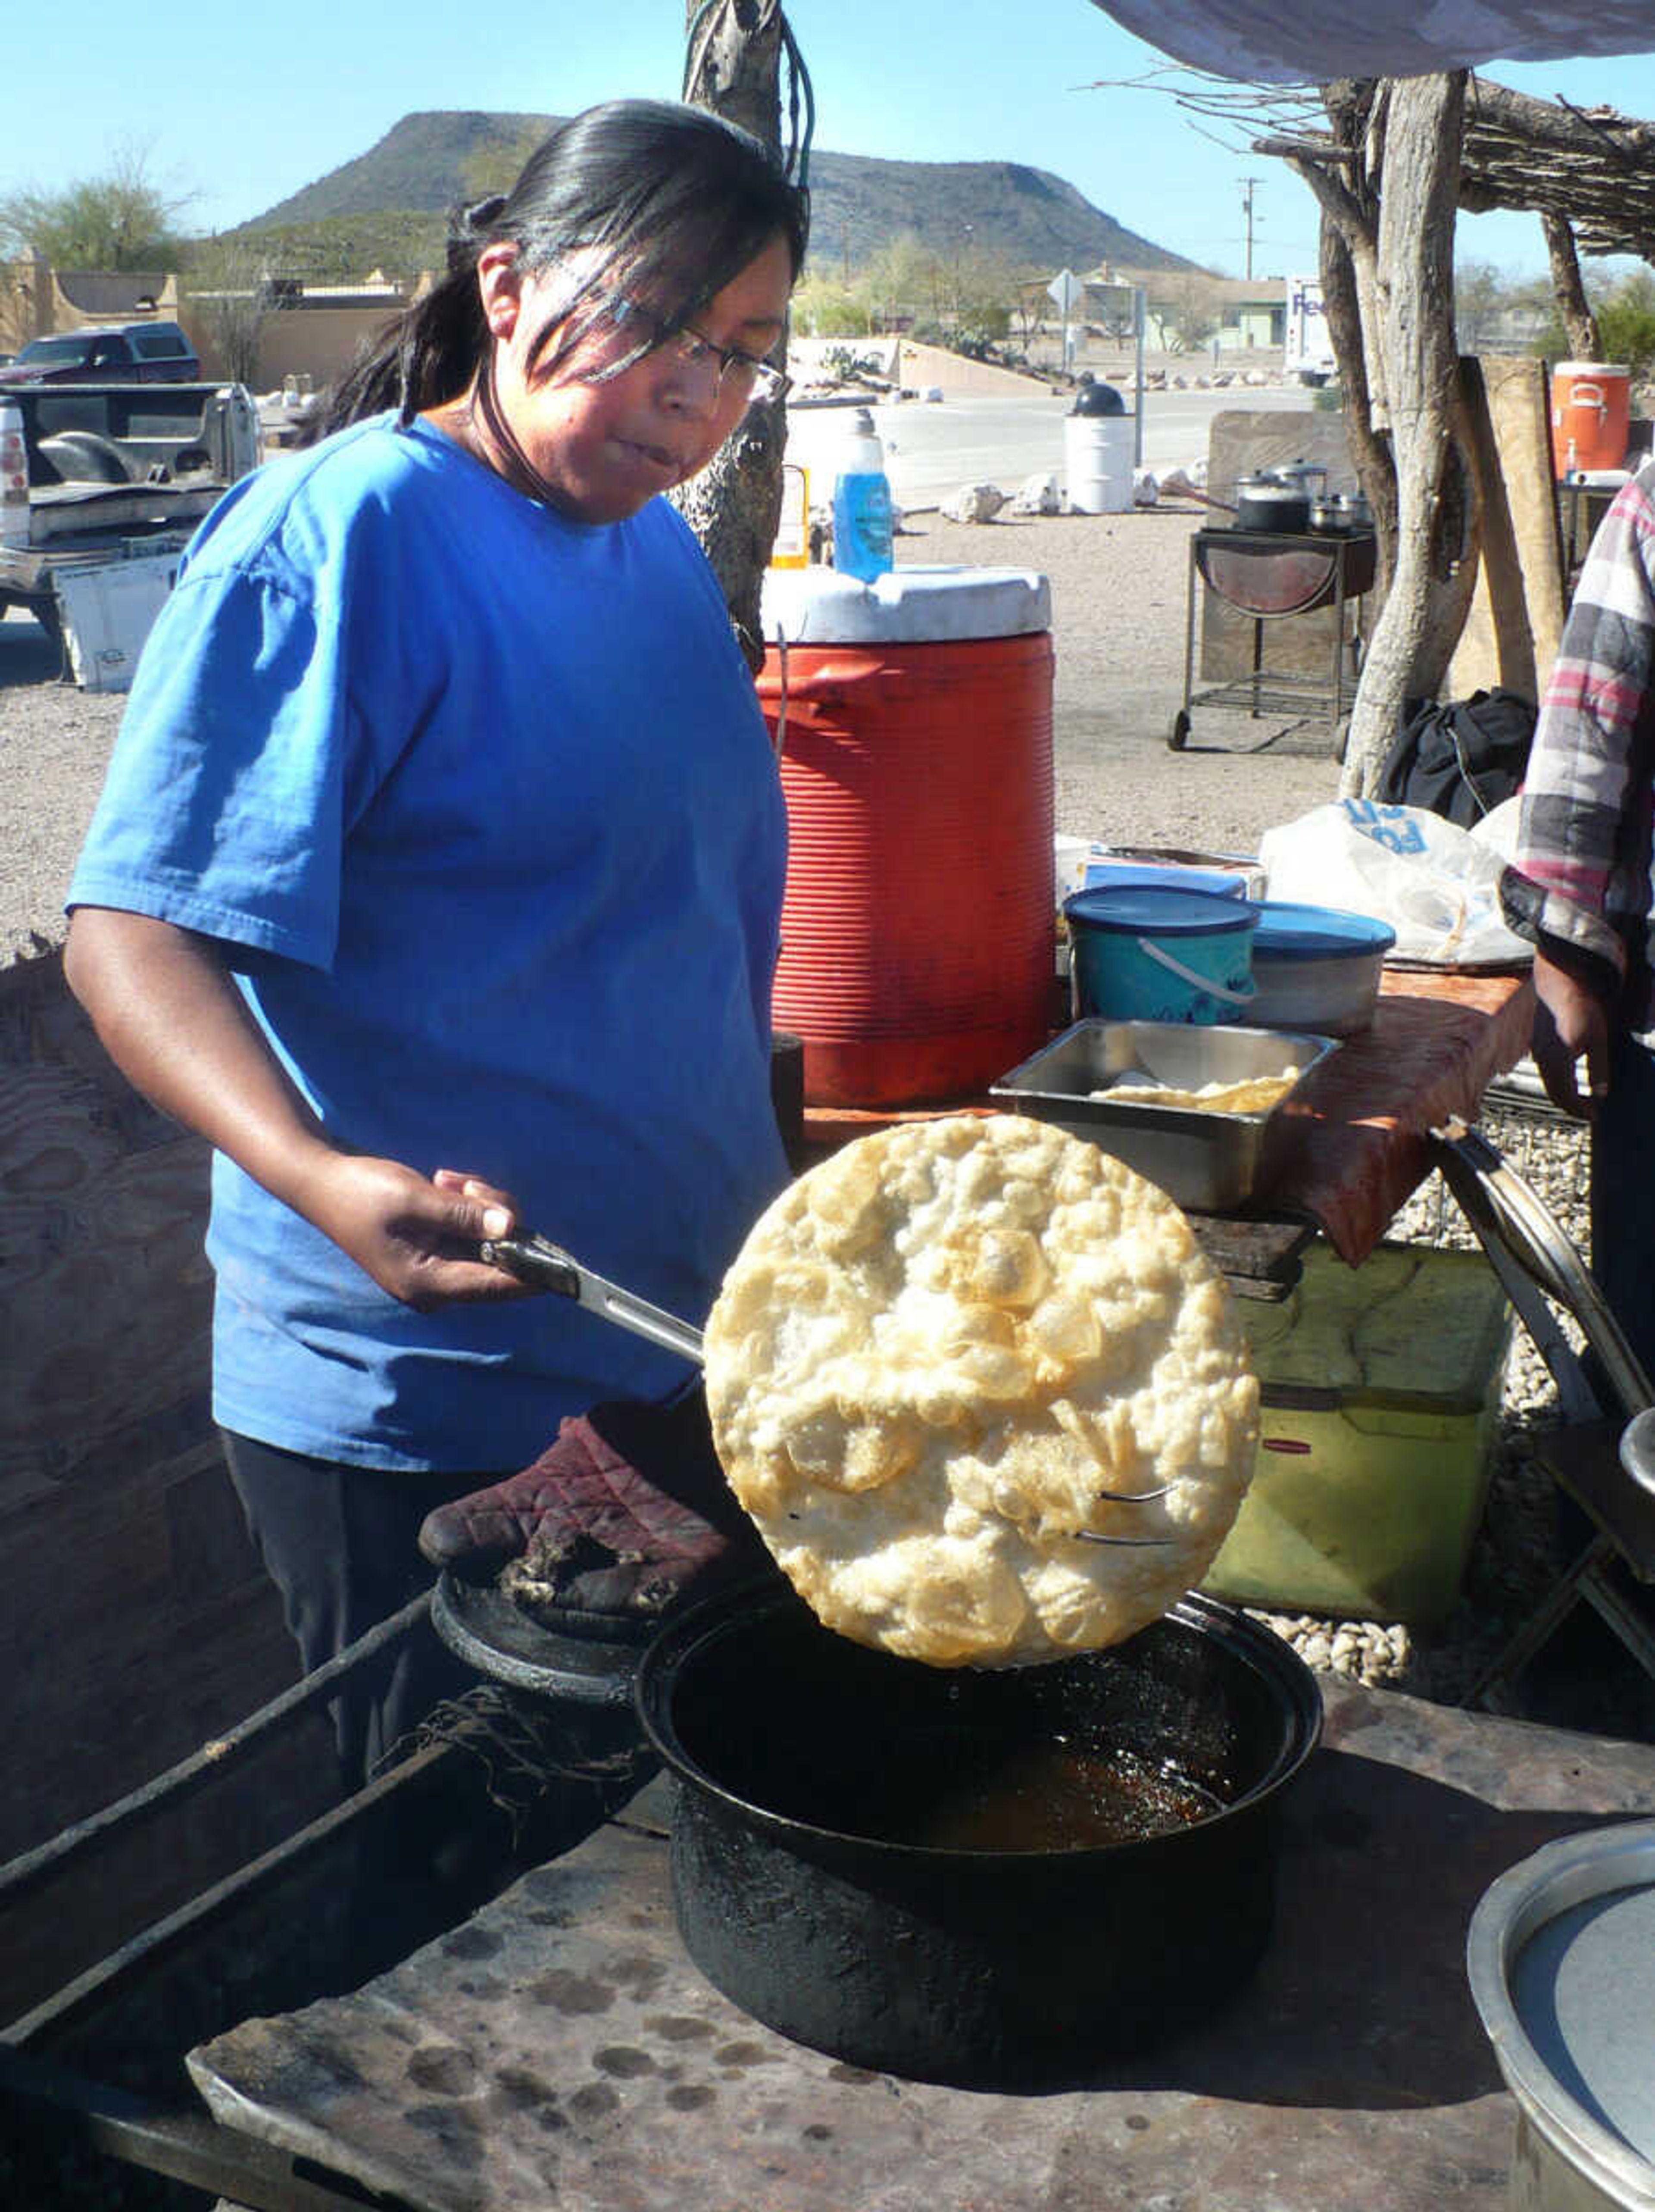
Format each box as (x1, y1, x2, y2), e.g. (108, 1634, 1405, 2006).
(1065, 885, 1259, 1023)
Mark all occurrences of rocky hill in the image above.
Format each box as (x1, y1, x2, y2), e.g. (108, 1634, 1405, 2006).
(240, 109, 1197, 278)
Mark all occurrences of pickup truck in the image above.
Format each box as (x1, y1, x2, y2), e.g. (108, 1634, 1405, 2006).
(0, 320, 200, 388)
(0, 379, 259, 682)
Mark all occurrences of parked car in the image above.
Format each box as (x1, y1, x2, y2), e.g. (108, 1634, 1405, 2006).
(0, 320, 200, 387)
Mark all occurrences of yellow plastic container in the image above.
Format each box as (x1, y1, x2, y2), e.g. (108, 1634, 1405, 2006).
(1202, 1242, 1512, 1625)
(770, 463, 810, 569)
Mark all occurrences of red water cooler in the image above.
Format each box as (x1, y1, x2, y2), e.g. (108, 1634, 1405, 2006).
(757, 566, 1055, 1110)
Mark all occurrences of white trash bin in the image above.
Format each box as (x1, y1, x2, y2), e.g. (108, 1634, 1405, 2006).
(1064, 413, 1134, 513)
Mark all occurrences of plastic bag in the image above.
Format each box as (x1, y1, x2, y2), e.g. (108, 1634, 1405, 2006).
(1258, 800, 1532, 967)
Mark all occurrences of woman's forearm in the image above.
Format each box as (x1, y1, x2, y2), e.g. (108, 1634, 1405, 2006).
(64, 906, 337, 1208)
(63, 906, 529, 1308)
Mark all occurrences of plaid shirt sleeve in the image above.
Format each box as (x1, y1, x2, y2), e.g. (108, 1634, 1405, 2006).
(1509, 462, 1655, 984)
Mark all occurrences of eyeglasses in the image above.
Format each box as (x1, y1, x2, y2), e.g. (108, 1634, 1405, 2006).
(593, 291, 791, 405)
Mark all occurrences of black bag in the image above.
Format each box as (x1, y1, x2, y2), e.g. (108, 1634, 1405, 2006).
(1377, 688, 1536, 829)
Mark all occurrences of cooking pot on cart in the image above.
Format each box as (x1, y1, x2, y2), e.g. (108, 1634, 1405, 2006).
(1228, 469, 1315, 533)
(634, 1578, 1321, 2087)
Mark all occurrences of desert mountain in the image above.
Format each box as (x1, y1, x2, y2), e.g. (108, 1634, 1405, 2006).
(243, 110, 1197, 278)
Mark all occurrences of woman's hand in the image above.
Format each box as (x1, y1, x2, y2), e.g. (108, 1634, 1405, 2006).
(1531, 944, 1612, 1117)
(294, 1161, 540, 1309)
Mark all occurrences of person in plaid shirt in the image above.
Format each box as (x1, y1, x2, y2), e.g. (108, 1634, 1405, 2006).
(1504, 458, 1655, 1380)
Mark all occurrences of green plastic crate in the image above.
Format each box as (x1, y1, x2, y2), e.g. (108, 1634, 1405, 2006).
(1202, 1242, 1512, 1625)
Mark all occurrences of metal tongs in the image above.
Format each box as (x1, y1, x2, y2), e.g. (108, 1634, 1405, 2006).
(481, 1230, 706, 1364)
(481, 1229, 1172, 1546)
(1432, 1116, 1655, 1498)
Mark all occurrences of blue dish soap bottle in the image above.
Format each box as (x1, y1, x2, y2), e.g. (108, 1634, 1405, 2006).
(831, 407, 893, 582)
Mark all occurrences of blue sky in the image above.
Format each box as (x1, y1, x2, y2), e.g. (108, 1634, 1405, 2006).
(6, 0, 1655, 282)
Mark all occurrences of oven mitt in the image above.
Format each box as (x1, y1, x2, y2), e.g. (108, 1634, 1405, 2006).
(417, 1386, 768, 1620)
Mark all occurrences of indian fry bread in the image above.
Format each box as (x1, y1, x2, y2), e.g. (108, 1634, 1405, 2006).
(703, 1113, 1259, 1667)
(1095, 1069, 1299, 1115)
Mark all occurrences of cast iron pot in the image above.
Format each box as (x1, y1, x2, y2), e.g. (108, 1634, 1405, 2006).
(634, 1580, 1322, 2088)
(1232, 471, 1312, 532)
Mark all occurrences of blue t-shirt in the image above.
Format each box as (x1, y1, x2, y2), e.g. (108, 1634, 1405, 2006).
(69, 414, 790, 1471)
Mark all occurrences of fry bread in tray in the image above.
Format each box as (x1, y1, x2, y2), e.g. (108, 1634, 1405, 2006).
(1097, 1069, 1299, 1115)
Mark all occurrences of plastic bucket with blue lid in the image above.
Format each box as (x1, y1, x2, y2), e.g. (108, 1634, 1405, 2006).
(1248, 902, 1396, 1036)
(1064, 885, 1259, 1024)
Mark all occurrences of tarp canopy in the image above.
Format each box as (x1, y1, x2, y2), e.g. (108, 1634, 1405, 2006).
(1087, 0, 1655, 86)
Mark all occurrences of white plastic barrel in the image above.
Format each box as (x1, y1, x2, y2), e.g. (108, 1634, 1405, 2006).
(1064, 413, 1134, 514)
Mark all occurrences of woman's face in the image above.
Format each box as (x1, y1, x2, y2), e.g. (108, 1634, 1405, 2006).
(476, 232, 794, 525)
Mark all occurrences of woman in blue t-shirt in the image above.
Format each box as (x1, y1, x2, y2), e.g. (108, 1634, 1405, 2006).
(65, 100, 809, 1786)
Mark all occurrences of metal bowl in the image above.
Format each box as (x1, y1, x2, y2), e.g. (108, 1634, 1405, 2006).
(990, 1019, 1337, 1210)
(1247, 902, 1396, 1036)
(1467, 1821, 1655, 2209)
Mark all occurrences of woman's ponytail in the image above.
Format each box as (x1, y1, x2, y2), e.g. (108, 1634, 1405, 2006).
(312, 200, 502, 437)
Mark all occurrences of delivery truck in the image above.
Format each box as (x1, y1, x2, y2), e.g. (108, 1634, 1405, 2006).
(1284, 275, 1337, 387)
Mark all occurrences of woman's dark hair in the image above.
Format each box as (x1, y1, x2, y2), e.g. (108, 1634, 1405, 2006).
(319, 99, 810, 433)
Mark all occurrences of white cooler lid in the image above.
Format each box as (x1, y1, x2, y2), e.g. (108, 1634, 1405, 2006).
(761, 563, 1051, 645)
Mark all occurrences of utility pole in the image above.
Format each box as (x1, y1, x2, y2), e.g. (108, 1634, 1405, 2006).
(1239, 176, 1262, 282)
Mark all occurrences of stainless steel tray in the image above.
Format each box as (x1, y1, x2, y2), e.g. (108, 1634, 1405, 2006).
(990, 1020, 1337, 1211)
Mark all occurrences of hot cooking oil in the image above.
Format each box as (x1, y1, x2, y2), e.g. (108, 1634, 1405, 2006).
(876, 1738, 1221, 1853)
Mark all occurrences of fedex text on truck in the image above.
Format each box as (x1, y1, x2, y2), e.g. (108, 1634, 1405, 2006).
(1285, 275, 1336, 386)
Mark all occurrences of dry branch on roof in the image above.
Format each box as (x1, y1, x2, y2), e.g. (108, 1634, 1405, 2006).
(1143, 66, 1655, 261)
(1456, 78, 1655, 259)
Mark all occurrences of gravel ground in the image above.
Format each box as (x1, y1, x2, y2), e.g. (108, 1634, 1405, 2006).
(5, 507, 1650, 1743)
(0, 606, 122, 961)
(896, 502, 1346, 853)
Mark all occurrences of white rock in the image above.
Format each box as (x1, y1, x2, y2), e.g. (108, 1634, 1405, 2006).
(1132, 468, 1159, 508)
(941, 481, 1007, 524)
(1012, 471, 1061, 515)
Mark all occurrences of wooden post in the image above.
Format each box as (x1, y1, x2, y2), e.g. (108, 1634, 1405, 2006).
(1339, 73, 1480, 793)
(1319, 216, 1396, 600)
(1281, 88, 1398, 601)
(1542, 211, 1601, 360)
(672, 0, 792, 671)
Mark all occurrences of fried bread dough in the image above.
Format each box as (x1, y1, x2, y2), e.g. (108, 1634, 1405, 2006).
(703, 1114, 1259, 1666)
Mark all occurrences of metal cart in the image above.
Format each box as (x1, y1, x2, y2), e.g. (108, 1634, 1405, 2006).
(1169, 525, 1377, 754)
(1428, 1113, 1655, 1708)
